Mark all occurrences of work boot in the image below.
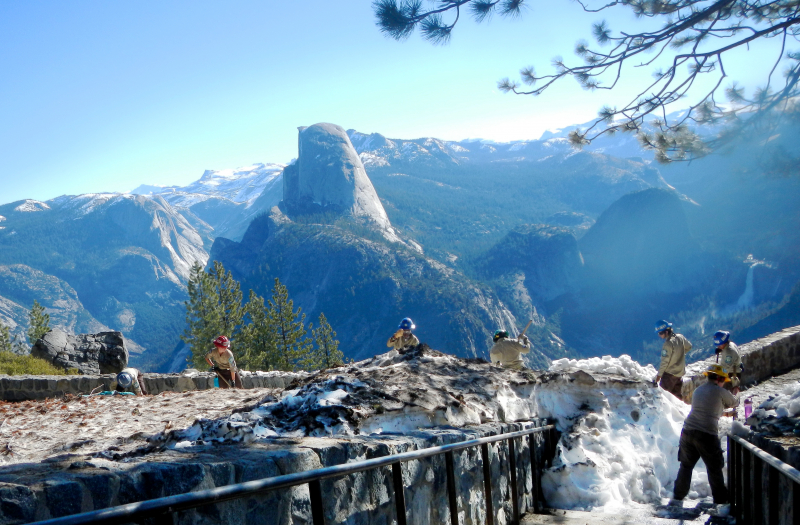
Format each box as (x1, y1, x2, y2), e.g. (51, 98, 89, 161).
(667, 498, 684, 507)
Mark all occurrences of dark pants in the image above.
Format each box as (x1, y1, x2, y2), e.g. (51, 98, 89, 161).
(216, 368, 243, 389)
(660, 372, 684, 401)
(673, 428, 728, 504)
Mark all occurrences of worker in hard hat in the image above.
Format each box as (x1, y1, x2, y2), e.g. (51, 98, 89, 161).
(489, 330, 530, 371)
(670, 363, 738, 512)
(387, 318, 420, 350)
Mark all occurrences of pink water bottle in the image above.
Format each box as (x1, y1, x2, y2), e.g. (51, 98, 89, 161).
(744, 398, 753, 419)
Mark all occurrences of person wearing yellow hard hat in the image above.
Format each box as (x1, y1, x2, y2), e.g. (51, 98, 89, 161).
(669, 363, 738, 513)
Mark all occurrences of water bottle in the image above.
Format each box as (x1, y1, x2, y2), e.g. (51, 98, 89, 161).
(744, 397, 753, 419)
(214, 376, 219, 388)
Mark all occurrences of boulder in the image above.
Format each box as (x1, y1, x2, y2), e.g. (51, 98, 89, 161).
(31, 329, 129, 375)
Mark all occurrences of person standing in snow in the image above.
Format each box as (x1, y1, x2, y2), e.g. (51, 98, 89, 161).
(713, 330, 742, 394)
(654, 320, 691, 401)
(671, 364, 738, 509)
(387, 318, 419, 350)
(489, 330, 530, 370)
(205, 335, 243, 389)
(113, 367, 147, 396)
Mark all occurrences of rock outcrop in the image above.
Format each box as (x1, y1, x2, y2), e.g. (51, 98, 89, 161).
(209, 210, 530, 363)
(31, 330, 129, 375)
(282, 123, 398, 241)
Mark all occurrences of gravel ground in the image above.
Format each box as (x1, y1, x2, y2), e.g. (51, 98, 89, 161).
(0, 387, 279, 465)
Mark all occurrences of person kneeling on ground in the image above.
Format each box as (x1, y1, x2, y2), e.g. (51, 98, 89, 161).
(670, 364, 738, 512)
(114, 367, 147, 396)
(489, 330, 530, 371)
(387, 318, 419, 350)
(205, 335, 243, 389)
(654, 319, 691, 401)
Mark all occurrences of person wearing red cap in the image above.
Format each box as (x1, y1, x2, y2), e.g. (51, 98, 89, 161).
(204, 335, 242, 389)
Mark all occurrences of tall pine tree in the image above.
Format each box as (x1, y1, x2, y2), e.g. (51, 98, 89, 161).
(27, 300, 50, 345)
(238, 290, 277, 371)
(267, 277, 311, 371)
(0, 323, 12, 353)
(302, 312, 343, 371)
(182, 261, 244, 369)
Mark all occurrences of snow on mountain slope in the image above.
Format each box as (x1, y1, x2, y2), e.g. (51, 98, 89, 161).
(132, 163, 284, 208)
(130, 163, 285, 241)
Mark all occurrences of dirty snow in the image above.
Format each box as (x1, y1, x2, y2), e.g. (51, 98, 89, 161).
(0, 349, 751, 515)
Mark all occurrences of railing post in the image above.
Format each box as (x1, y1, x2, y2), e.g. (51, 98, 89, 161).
(445, 451, 459, 525)
(753, 455, 763, 525)
(727, 435, 734, 515)
(529, 432, 540, 514)
(509, 438, 519, 524)
(481, 443, 495, 525)
(769, 465, 779, 525)
(391, 462, 407, 525)
(743, 446, 752, 525)
(794, 482, 800, 525)
(308, 479, 325, 525)
(735, 439, 742, 520)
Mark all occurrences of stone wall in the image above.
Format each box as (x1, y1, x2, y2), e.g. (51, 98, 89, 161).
(0, 421, 554, 525)
(683, 325, 800, 402)
(0, 371, 305, 402)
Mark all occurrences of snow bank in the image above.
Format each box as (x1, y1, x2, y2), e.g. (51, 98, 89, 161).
(548, 354, 657, 381)
(539, 356, 697, 511)
(753, 381, 800, 419)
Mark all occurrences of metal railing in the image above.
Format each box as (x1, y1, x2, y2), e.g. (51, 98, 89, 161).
(33, 424, 557, 525)
(728, 433, 800, 524)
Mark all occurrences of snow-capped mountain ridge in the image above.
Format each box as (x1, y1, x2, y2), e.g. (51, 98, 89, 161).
(131, 163, 284, 209)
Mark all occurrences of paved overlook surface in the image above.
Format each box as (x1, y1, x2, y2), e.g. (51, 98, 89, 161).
(1, 346, 798, 523)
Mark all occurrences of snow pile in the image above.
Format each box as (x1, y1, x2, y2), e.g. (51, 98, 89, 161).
(548, 354, 657, 382)
(747, 381, 800, 436)
(536, 366, 694, 511)
(152, 345, 539, 447)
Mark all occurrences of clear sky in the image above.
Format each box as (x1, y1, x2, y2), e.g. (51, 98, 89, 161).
(0, 1, 783, 204)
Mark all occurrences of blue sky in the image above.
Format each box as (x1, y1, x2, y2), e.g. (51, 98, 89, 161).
(0, 1, 783, 204)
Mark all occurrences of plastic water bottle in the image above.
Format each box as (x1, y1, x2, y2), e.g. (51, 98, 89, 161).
(214, 376, 220, 388)
(744, 397, 753, 419)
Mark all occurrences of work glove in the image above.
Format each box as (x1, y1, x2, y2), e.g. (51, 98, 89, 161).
(519, 335, 529, 344)
(393, 329, 404, 339)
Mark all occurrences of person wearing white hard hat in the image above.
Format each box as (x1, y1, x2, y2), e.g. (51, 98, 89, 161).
(114, 367, 147, 396)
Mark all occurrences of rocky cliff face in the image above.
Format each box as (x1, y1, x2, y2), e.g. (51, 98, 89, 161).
(0, 265, 110, 345)
(283, 123, 399, 242)
(210, 208, 536, 363)
(0, 194, 213, 368)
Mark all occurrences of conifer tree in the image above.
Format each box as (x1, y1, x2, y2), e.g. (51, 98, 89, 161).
(303, 312, 343, 371)
(27, 300, 50, 345)
(0, 324, 12, 353)
(182, 261, 244, 368)
(267, 277, 311, 371)
(238, 290, 277, 371)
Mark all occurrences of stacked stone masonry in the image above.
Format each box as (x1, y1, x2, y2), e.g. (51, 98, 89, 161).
(0, 371, 304, 402)
(683, 325, 800, 402)
(0, 421, 551, 525)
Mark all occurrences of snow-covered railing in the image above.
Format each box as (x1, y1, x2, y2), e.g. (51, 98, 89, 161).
(29, 424, 557, 525)
(728, 433, 800, 524)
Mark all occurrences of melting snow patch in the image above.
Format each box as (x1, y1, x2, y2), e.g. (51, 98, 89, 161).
(549, 354, 657, 382)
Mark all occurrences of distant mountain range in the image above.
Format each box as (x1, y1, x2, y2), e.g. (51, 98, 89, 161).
(1, 116, 798, 371)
